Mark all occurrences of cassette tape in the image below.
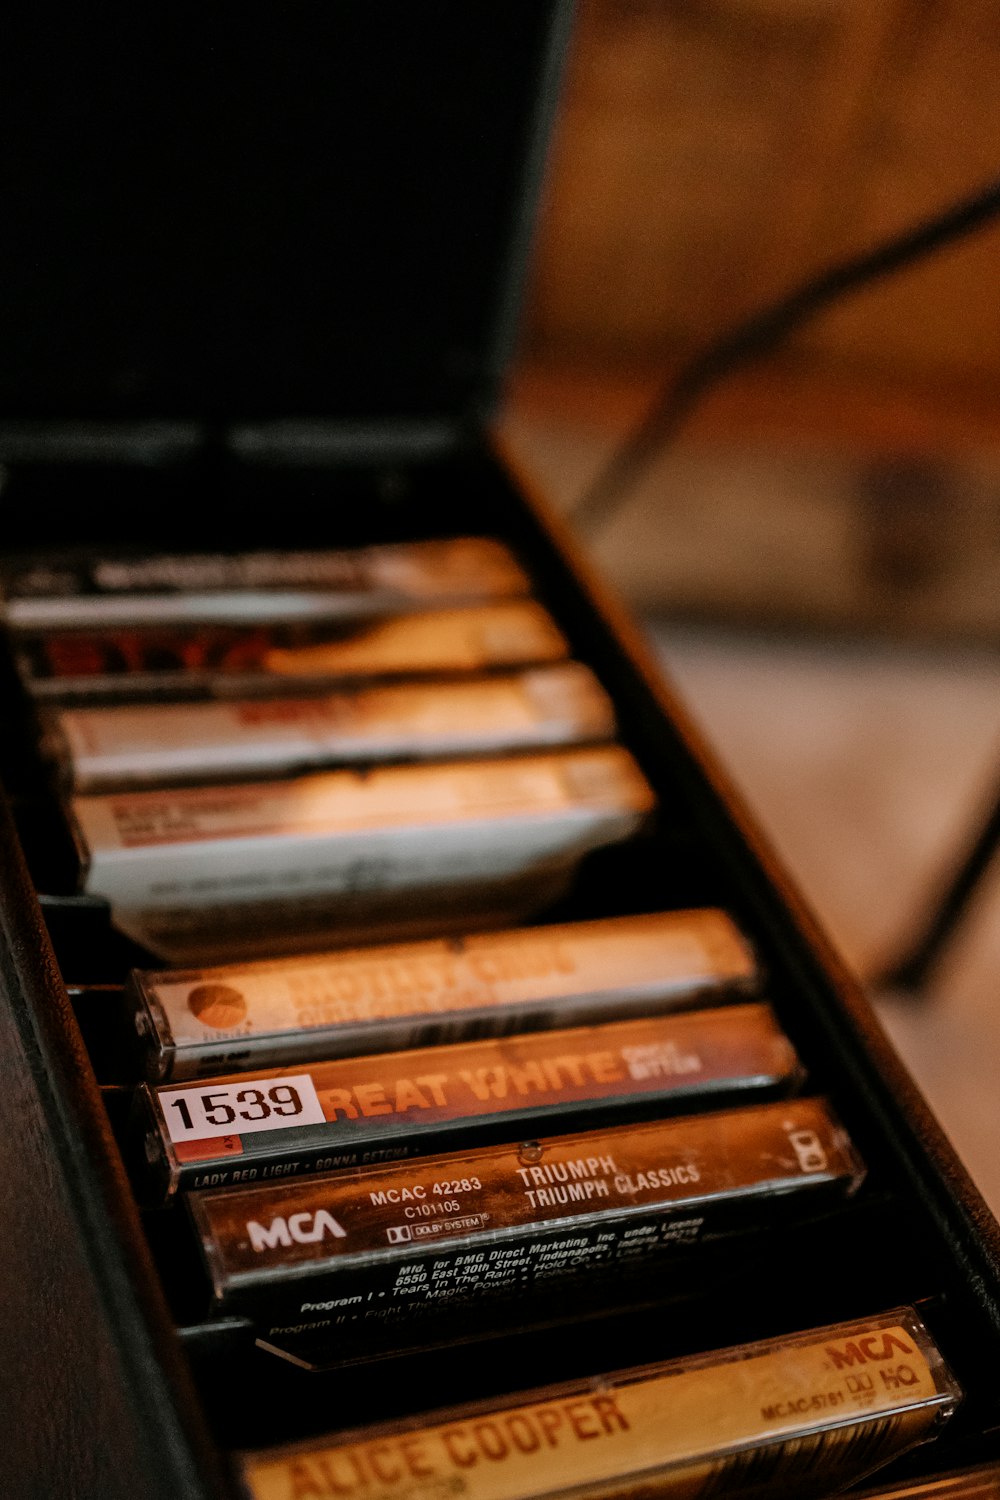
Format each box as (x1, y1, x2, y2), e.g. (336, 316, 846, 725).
(134, 1004, 800, 1201)
(127, 908, 759, 1083)
(1, 536, 529, 630)
(189, 1096, 863, 1360)
(70, 747, 655, 963)
(45, 663, 615, 791)
(238, 1308, 959, 1500)
(16, 600, 569, 702)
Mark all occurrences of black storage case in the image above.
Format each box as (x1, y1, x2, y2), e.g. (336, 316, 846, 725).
(3, 7, 1000, 1497)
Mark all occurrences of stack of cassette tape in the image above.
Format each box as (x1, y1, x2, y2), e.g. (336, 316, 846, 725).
(11, 537, 654, 960)
(0, 534, 971, 1498)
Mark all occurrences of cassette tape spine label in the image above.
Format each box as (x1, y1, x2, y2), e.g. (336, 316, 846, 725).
(72, 748, 654, 962)
(130, 909, 759, 1081)
(140, 1005, 800, 1198)
(51, 664, 617, 792)
(240, 1309, 959, 1500)
(17, 600, 571, 701)
(190, 1098, 863, 1347)
(2, 537, 531, 629)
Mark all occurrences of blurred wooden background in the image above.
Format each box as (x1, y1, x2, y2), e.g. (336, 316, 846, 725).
(504, 0, 1000, 638)
(521, 0, 1000, 409)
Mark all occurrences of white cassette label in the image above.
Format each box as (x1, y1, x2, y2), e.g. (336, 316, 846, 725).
(159, 1074, 325, 1142)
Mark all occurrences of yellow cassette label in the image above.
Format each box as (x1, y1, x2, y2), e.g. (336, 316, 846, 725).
(243, 1319, 952, 1500)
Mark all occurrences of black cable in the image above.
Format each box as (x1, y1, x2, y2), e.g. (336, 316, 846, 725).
(570, 172, 1000, 532)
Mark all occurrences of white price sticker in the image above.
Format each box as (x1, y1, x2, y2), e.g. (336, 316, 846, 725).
(158, 1074, 326, 1142)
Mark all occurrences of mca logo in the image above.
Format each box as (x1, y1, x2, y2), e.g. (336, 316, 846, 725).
(247, 1210, 346, 1252)
(826, 1333, 913, 1370)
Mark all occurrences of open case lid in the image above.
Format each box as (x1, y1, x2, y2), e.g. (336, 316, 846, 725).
(0, 4, 570, 447)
